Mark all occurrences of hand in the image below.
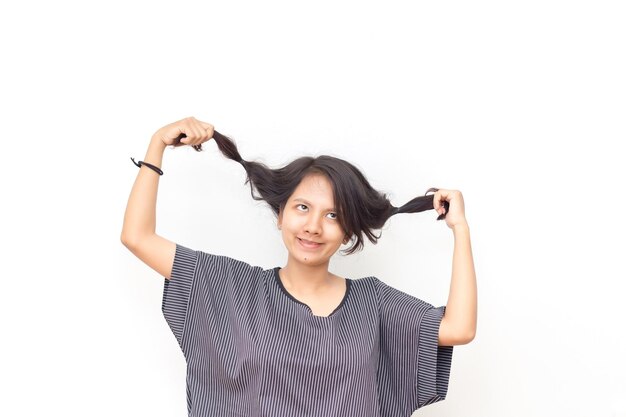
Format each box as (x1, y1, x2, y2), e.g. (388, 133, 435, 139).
(152, 116, 214, 148)
(432, 189, 468, 230)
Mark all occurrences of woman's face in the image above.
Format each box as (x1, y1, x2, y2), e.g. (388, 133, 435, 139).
(277, 173, 349, 267)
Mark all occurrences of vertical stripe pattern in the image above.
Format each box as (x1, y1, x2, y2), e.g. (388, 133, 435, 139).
(161, 243, 453, 417)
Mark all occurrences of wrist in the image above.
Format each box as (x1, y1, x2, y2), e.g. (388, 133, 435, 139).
(452, 221, 470, 233)
(142, 136, 167, 167)
(150, 134, 168, 149)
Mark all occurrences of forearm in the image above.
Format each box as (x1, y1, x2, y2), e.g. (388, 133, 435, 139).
(444, 223, 477, 341)
(120, 136, 167, 244)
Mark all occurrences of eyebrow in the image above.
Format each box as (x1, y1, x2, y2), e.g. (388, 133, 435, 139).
(293, 198, 336, 211)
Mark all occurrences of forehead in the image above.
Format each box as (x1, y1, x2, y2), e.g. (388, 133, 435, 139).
(289, 174, 335, 209)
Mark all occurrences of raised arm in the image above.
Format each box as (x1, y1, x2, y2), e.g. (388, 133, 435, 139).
(438, 223, 477, 345)
(120, 117, 214, 279)
(431, 189, 477, 346)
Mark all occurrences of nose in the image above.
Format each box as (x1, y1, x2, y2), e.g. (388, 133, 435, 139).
(304, 214, 322, 235)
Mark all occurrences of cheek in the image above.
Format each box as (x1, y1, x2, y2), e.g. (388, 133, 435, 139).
(282, 217, 302, 230)
(331, 227, 347, 242)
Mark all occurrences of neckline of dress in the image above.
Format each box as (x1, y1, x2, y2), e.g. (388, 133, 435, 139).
(272, 267, 351, 318)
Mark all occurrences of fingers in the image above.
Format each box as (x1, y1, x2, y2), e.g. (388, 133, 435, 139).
(198, 120, 215, 134)
(433, 189, 463, 216)
(433, 189, 450, 215)
(434, 191, 445, 215)
(178, 116, 214, 146)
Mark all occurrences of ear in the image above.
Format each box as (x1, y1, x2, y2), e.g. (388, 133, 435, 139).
(277, 208, 283, 229)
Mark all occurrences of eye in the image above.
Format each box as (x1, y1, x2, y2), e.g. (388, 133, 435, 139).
(296, 204, 308, 211)
(327, 212, 337, 220)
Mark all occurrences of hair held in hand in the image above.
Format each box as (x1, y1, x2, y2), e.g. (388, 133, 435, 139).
(177, 131, 446, 255)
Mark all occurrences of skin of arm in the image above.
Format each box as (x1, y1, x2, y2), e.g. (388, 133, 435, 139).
(438, 222, 477, 346)
(120, 136, 167, 245)
(120, 118, 211, 279)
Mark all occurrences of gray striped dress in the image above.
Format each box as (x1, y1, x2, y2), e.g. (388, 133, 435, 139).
(162, 243, 453, 417)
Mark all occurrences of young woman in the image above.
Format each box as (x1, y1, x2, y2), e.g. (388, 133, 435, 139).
(121, 116, 477, 417)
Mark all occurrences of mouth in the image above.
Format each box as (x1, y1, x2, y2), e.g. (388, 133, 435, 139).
(297, 237, 323, 249)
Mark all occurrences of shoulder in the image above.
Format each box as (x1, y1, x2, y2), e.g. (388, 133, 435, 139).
(342, 275, 381, 301)
(348, 275, 383, 290)
(182, 245, 270, 282)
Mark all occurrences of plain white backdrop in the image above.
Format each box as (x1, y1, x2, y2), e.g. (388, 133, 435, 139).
(1, 1, 624, 416)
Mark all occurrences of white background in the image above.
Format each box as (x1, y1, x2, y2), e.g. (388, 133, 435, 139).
(1, 1, 625, 416)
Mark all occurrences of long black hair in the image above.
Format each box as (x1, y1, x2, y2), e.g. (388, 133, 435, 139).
(174, 131, 448, 255)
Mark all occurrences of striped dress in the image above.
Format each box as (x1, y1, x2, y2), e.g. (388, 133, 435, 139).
(162, 243, 453, 417)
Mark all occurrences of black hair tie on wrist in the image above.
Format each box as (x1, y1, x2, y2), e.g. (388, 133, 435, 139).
(130, 157, 163, 175)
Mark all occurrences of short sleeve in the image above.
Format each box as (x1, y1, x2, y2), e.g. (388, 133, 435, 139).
(161, 243, 198, 349)
(161, 243, 263, 356)
(375, 278, 454, 416)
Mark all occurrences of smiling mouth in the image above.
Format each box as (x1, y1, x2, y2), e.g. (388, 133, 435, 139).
(298, 238, 322, 248)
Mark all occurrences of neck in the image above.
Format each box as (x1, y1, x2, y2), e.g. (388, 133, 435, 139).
(280, 258, 333, 295)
